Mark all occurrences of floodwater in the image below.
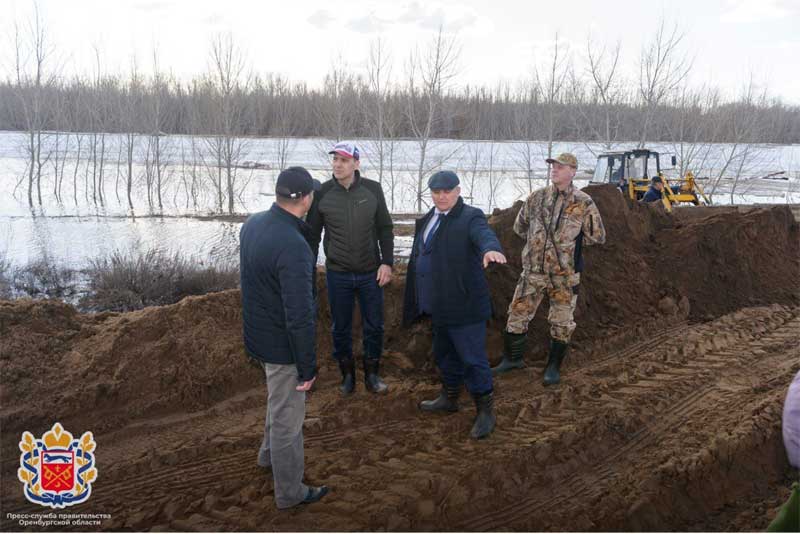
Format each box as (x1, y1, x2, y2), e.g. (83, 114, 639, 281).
(1, 131, 797, 270)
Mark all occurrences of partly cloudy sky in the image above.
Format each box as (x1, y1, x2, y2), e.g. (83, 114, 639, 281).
(2, 0, 799, 103)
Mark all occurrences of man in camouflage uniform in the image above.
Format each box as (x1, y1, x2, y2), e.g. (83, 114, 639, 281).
(492, 153, 606, 385)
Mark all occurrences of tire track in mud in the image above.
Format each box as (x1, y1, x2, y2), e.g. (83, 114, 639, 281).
(456, 309, 799, 531)
(0, 323, 718, 499)
(67, 419, 418, 512)
(489, 321, 689, 415)
(0, 397, 420, 520)
(3, 308, 796, 531)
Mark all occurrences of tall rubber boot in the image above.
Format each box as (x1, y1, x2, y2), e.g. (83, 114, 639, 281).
(543, 339, 568, 386)
(470, 392, 496, 439)
(339, 359, 356, 395)
(491, 331, 527, 375)
(419, 384, 460, 413)
(363, 358, 388, 395)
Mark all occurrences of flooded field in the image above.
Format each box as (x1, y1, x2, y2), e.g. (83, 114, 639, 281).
(1, 132, 798, 271)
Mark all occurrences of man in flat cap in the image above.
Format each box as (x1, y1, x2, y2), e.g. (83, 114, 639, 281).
(307, 141, 395, 396)
(402, 170, 507, 439)
(240, 166, 328, 509)
(492, 153, 606, 386)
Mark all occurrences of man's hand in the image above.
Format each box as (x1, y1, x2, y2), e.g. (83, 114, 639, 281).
(296, 375, 317, 392)
(483, 251, 507, 269)
(376, 264, 393, 287)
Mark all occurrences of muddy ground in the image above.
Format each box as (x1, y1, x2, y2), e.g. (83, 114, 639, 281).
(1, 185, 799, 531)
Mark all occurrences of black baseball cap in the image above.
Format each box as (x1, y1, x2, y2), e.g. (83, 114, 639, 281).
(275, 166, 321, 199)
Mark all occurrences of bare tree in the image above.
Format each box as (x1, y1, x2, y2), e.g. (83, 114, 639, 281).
(13, 3, 58, 207)
(708, 76, 770, 202)
(484, 85, 507, 211)
(382, 110, 402, 211)
(637, 19, 692, 147)
(511, 78, 543, 193)
(144, 47, 172, 211)
(365, 38, 393, 186)
(205, 33, 250, 214)
(270, 74, 298, 170)
(316, 54, 361, 142)
(536, 33, 570, 165)
(49, 85, 69, 204)
(664, 85, 719, 179)
(583, 34, 624, 152)
(120, 57, 142, 211)
(72, 132, 83, 207)
(89, 44, 109, 207)
(405, 27, 460, 212)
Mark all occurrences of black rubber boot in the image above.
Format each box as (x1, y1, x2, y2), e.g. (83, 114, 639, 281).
(419, 384, 460, 413)
(363, 358, 388, 395)
(492, 331, 527, 375)
(339, 359, 356, 395)
(543, 339, 569, 386)
(470, 392, 496, 439)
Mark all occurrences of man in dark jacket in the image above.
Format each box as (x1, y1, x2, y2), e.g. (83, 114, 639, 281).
(307, 141, 394, 396)
(240, 167, 328, 509)
(641, 175, 665, 202)
(402, 170, 507, 439)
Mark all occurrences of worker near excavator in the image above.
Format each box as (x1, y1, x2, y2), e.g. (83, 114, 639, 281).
(641, 176, 665, 202)
(492, 153, 606, 386)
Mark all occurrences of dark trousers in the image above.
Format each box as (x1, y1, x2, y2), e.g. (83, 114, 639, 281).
(433, 321, 493, 395)
(326, 269, 384, 362)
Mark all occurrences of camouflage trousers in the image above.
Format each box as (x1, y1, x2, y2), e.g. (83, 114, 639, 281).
(505, 271, 580, 342)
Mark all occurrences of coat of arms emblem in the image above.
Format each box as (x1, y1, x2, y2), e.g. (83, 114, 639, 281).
(18, 422, 97, 508)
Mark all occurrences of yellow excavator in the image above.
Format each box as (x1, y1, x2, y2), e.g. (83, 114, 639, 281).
(591, 149, 711, 212)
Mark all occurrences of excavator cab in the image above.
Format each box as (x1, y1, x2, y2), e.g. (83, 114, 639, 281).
(592, 149, 711, 211)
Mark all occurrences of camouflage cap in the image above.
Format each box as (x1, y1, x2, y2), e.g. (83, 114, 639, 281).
(546, 152, 578, 168)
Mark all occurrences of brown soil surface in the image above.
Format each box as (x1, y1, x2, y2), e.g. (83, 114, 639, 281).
(1, 185, 799, 531)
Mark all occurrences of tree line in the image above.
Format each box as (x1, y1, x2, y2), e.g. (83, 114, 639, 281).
(3, 6, 797, 212)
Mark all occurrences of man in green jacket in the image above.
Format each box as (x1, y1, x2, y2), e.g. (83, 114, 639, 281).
(307, 142, 394, 396)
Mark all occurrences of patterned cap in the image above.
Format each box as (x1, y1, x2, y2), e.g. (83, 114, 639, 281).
(546, 153, 578, 168)
(329, 141, 360, 160)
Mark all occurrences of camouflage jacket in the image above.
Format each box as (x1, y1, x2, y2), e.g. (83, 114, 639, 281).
(513, 183, 606, 276)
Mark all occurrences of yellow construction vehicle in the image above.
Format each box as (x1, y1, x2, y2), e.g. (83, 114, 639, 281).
(591, 149, 711, 212)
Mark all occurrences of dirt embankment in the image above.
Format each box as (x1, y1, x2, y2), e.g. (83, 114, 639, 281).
(1, 184, 798, 531)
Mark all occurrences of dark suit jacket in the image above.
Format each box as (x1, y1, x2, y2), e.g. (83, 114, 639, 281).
(402, 197, 503, 327)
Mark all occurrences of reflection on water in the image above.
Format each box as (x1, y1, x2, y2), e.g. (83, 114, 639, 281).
(1, 131, 796, 271)
(3, 215, 243, 270)
(2, 214, 415, 270)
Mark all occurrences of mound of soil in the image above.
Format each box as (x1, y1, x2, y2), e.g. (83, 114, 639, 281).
(0, 292, 257, 437)
(1, 185, 798, 439)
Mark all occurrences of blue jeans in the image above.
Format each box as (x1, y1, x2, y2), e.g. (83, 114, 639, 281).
(433, 322, 493, 395)
(326, 269, 384, 362)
